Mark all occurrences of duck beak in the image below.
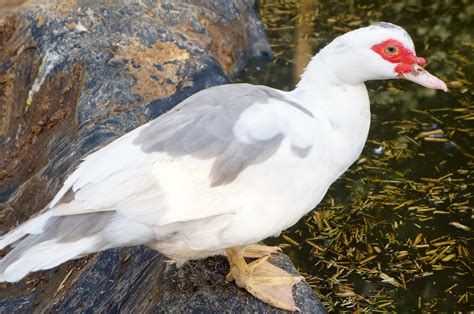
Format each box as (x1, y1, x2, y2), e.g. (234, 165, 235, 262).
(401, 64, 448, 92)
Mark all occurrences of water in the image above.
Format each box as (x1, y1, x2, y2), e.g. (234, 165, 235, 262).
(237, 0, 473, 311)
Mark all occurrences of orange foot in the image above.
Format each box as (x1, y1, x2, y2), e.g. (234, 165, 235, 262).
(225, 245, 303, 312)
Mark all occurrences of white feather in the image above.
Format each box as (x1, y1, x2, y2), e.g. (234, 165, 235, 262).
(0, 211, 53, 249)
(0, 237, 98, 282)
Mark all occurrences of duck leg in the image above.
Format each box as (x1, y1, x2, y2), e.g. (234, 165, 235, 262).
(225, 245, 303, 312)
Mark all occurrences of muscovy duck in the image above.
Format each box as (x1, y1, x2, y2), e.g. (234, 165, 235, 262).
(0, 22, 446, 311)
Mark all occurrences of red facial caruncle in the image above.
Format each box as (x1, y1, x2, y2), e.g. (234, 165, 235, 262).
(371, 39, 426, 75)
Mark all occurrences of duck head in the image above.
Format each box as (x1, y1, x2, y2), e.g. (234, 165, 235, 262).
(322, 22, 447, 91)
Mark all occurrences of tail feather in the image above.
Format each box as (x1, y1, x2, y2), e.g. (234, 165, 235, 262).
(0, 237, 99, 282)
(0, 211, 154, 282)
(0, 211, 53, 250)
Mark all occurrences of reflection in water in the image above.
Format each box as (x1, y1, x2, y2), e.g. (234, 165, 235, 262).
(238, 0, 473, 311)
(293, 0, 315, 81)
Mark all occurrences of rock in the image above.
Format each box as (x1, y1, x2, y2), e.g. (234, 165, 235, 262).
(0, 0, 325, 312)
(0, 246, 326, 312)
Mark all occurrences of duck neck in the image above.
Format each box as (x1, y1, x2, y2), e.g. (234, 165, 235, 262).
(290, 52, 371, 135)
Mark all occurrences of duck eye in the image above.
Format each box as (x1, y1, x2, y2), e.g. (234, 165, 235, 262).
(385, 45, 398, 55)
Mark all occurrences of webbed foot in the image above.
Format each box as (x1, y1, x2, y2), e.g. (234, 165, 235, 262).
(225, 246, 303, 312)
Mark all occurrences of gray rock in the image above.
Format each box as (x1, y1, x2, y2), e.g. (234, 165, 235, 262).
(0, 0, 325, 312)
(0, 245, 326, 312)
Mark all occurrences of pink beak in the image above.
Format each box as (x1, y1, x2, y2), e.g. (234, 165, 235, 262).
(401, 64, 448, 92)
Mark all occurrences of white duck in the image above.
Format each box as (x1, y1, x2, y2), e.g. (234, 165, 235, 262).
(0, 22, 446, 311)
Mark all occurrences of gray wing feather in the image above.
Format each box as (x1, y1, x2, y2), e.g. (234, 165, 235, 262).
(133, 83, 310, 186)
(209, 134, 283, 186)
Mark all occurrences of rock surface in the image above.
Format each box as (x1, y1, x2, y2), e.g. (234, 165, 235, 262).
(0, 246, 326, 312)
(0, 0, 325, 312)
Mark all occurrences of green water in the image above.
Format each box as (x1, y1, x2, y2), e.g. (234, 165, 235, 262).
(237, 0, 473, 311)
